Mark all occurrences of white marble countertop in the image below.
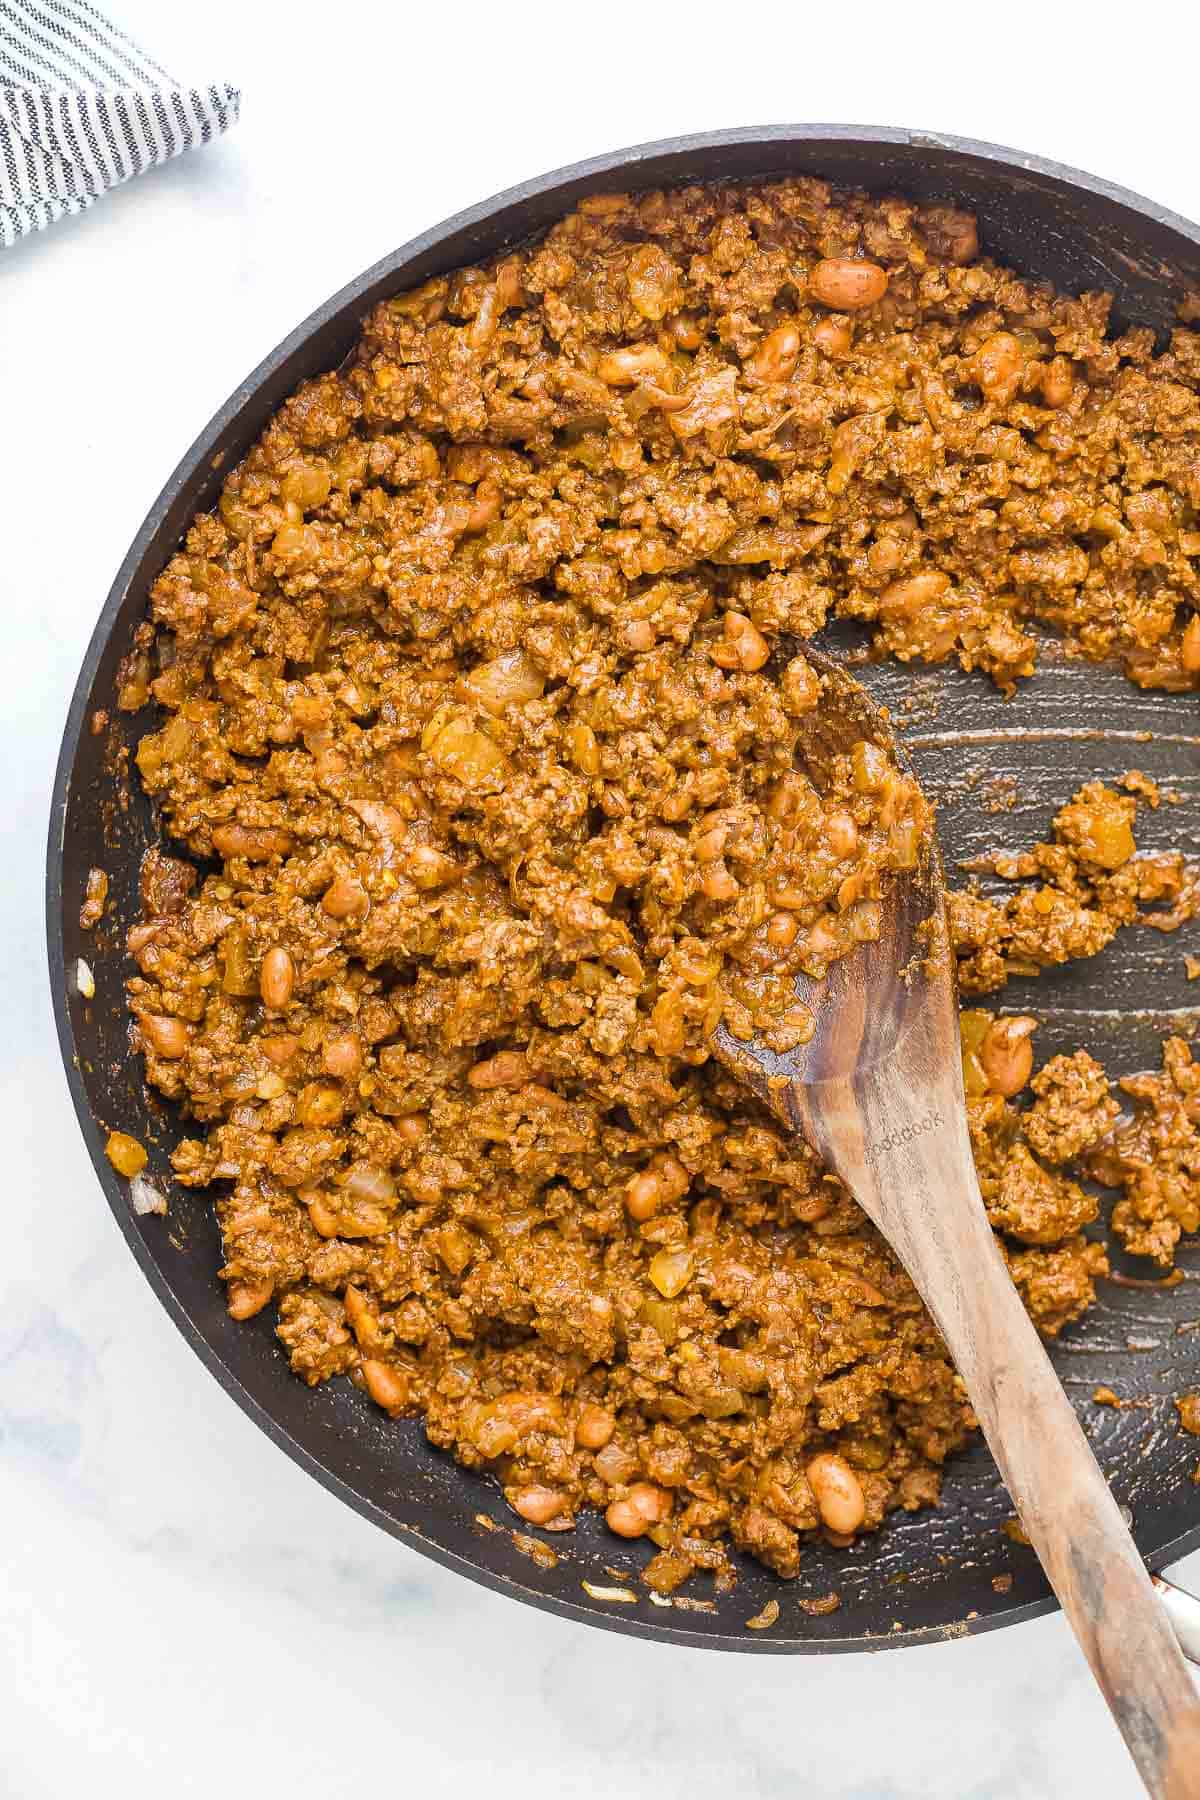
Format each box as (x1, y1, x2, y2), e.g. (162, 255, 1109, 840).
(4, 5, 1199, 1794)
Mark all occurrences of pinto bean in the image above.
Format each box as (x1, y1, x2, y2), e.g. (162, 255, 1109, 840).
(625, 1154, 689, 1221)
(711, 611, 769, 672)
(806, 1453, 865, 1533)
(605, 1481, 673, 1538)
(212, 824, 293, 861)
(880, 570, 950, 618)
(138, 1013, 189, 1058)
(468, 1050, 531, 1089)
(809, 258, 887, 310)
(226, 1278, 273, 1321)
(510, 1485, 569, 1526)
(576, 1404, 616, 1450)
(596, 344, 676, 388)
(260, 946, 295, 1010)
(980, 1016, 1038, 1097)
(812, 316, 853, 357)
(322, 875, 369, 919)
(700, 860, 739, 902)
(322, 1032, 362, 1077)
(748, 322, 801, 385)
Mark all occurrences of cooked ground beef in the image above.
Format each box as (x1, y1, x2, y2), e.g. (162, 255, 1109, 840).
(114, 176, 1200, 1589)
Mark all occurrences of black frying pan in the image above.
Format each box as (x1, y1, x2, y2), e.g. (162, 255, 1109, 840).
(46, 125, 1200, 1654)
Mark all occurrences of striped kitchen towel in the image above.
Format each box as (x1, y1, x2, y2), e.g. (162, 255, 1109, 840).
(0, 0, 238, 247)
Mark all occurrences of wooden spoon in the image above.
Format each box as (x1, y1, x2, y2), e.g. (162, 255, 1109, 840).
(713, 657, 1200, 1798)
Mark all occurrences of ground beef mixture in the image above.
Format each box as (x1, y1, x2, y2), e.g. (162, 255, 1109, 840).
(113, 177, 1200, 1591)
(952, 777, 1199, 993)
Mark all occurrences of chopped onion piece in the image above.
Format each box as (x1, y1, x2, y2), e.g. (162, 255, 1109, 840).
(745, 1598, 780, 1630)
(581, 1581, 638, 1604)
(340, 1162, 397, 1206)
(464, 650, 545, 717)
(130, 1174, 167, 1216)
(648, 1248, 693, 1299)
(75, 958, 95, 999)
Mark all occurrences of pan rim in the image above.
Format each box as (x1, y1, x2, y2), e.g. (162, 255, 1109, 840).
(45, 120, 1200, 1653)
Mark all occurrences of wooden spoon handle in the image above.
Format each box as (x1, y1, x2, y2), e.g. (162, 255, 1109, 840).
(937, 1215, 1199, 1796)
(844, 1103, 1200, 1798)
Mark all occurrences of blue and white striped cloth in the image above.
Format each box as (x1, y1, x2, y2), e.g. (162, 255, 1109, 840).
(0, 0, 238, 246)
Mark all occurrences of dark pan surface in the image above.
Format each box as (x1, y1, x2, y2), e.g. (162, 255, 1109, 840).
(47, 126, 1200, 1652)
